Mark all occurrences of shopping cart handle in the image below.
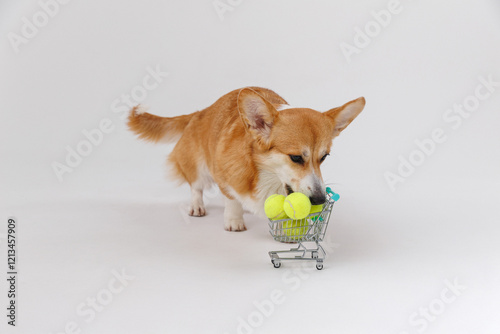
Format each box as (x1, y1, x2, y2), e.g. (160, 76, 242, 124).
(326, 187, 340, 201)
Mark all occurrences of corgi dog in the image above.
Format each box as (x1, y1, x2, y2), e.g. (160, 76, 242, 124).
(128, 87, 365, 231)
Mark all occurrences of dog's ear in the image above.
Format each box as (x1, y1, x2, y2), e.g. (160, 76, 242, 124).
(324, 97, 365, 136)
(238, 88, 279, 145)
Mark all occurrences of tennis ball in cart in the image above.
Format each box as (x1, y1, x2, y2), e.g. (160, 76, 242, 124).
(283, 193, 311, 220)
(264, 194, 288, 220)
(310, 204, 323, 214)
(309, 204, 324, 221)
(283, 219, 309, 238)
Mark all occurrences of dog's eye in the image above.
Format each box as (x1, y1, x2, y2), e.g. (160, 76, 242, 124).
(320, 153, 330, 162)
(289, 155, 304, 164)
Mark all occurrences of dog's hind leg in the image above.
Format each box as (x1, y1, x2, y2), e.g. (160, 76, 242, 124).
(189, 185, 206, 217)
(187, 162, 216, 217)
(224, 197, 246, 231)
(187, 165, 214, 217)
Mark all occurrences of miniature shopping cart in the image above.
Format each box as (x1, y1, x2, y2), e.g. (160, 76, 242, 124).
(268, 187, 340, 270)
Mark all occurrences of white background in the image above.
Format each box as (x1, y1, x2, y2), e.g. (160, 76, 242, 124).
(1, 0, 500, 333)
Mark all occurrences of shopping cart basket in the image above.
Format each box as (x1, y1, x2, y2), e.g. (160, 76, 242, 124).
(268, 187, 340, 270)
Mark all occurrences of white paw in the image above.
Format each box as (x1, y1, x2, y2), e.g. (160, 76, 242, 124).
(224, 218, 247, 232)
(189, 204, 206, 217)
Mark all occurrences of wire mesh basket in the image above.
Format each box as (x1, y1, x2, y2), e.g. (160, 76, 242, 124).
(268, 187, 339, 270)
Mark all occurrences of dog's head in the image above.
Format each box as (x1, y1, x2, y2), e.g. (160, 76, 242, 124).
(238, 88, 365, 205)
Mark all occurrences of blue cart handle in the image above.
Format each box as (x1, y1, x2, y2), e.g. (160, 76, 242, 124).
(326, 187, 340, 201)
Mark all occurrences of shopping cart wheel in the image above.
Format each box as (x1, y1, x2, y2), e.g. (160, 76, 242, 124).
(272, 260, 281, 268)
(316, 263, 323, 270)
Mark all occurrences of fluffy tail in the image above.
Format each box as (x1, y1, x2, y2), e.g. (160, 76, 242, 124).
(127, 105, 195, 143)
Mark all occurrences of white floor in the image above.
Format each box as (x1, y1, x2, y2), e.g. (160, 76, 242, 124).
(2, 180, 499, 334)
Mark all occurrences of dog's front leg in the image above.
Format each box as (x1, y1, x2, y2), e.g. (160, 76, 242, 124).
(224, 197, 246, 231)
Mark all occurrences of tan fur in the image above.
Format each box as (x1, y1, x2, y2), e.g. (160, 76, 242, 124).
(127, 87, 365, 231)
(128, 106, 196, 143)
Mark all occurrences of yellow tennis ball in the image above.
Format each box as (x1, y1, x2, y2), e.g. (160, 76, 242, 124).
(283, 193, 311, 220)
(310, 204, 324, 214)
(309, 204, 324, 221)
(309, 204, 323, 221)
(264, 194, 287, 220)
(283, 219, 309, 238)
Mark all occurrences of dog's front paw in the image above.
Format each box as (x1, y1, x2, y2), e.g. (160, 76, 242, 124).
(224, 218, 247, 232)
(188, 204, 206, 217)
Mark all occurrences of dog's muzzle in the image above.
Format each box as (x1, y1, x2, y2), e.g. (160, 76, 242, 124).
(309, 192, 326, 205)
(286, 183, 326, 205)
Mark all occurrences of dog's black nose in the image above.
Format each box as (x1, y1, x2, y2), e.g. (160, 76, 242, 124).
(310, 193, 326, 205)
